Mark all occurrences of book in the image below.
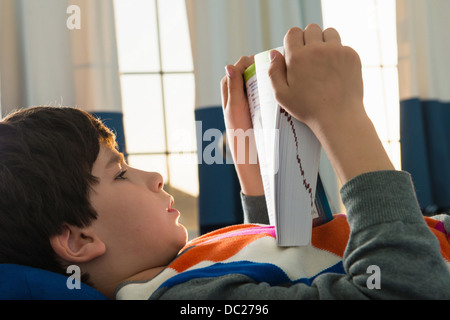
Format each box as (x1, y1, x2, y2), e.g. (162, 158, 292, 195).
(244, 47, 333, 246)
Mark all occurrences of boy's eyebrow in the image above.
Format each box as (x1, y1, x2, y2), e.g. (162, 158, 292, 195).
(106, 151, 125, 169)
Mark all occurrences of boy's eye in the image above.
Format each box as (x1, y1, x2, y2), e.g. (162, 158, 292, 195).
(115, 169, 127, 180)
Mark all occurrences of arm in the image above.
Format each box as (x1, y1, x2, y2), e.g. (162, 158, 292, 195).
(262, 24, 449, 298)
(240, 192, 269, 224)
(221, 56, 270, 224)
(220, 25, 392, 220)
(221, 56, 264, 197)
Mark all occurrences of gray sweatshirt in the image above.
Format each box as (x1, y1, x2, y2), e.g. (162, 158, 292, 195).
(118, 171, 450, 299)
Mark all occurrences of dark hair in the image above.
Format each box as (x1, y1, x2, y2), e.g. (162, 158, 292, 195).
(0, 106, 116, 282)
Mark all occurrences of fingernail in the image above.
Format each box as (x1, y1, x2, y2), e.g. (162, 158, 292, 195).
(225, 65, 234, 78)
(269, 50, 277, 62)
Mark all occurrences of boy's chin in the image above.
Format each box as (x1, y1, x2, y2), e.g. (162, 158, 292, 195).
(178, 223, 189, 243)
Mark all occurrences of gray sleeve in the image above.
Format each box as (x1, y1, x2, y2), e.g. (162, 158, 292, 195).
(240, 192, 269, 225)
(335, 170, 450, 299)
(153, 170, 450, 299)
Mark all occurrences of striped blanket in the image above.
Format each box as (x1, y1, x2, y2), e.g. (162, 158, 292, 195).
(115, 215, 450, 299)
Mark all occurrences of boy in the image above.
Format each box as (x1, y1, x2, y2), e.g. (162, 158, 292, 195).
(0, 25, 449, 299)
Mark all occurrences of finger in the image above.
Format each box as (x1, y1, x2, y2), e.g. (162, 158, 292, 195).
(225, 64, 247, 108)
(303, 23, 323, 44)
(220, 74, 229, 110)
(283, 27, 305, 53)
(267, 50, 289, 103)
(323, 27, 341, 43)
(234, 55, 254, 74)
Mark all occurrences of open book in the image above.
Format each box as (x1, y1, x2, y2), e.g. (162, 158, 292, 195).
(244, 47, 333, 246)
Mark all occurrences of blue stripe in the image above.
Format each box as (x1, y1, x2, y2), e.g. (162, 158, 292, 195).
(159, 260, 345, 290)
(292, 261, 345, 286)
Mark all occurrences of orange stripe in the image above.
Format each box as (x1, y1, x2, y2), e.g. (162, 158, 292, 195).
(424, 217, 450, 262)
(311, 215, 349, 257)
(172, 225, 266, 273)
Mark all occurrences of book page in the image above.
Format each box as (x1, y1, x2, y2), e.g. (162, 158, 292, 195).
(276, 107, 320, 245)
(254, 48, 322, 246)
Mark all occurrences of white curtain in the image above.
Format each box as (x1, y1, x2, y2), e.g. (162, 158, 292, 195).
(0, 0, 125, 151)
(396, 0, 450, 212)
(186, 0, 321, 109)
(185, 0, 341, 233)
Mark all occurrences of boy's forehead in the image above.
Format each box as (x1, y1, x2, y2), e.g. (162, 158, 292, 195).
(106, 151, 124, 168)
(97, 144, 124, 169)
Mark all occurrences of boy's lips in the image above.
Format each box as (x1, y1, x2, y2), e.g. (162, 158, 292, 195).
(167, 195, 179, 215)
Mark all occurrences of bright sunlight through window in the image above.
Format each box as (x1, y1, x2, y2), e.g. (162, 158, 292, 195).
(113, 0, 198, 197)
(321, 0, 401, 169)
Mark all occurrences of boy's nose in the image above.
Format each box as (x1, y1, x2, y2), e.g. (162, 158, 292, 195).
(147, 171, 164, 192)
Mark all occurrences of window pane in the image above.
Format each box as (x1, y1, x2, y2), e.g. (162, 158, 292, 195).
(362, 66, 400, 145)
(120, 75, 166, 153)
(376, 0, 398, 66)
(114, 0, 160, 72)
(127, 154, 169, 183)
(163, 74, 196, 152)
(362, 67, 389, 141)
(383, 141, 401, 170)
(321, 0, 381, 66)
(168, 153, 199, 197)
(157, 0, 194, 71)
(383, 67, 400, 141)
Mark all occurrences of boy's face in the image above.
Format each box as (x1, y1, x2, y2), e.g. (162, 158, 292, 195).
(88, 144, 188, 276)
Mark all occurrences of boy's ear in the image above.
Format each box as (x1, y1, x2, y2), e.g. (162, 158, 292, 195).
(49, 225, 106, 263)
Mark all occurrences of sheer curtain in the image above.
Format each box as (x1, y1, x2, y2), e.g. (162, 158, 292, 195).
(185, 0, 339, 233)
(0, 0, 126, 152)
(397, 0, 450, 213)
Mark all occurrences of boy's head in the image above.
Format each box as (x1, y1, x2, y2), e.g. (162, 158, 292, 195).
(0, 106, 187, 297)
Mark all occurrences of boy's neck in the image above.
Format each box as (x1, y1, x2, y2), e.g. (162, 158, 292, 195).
(95, 266, 167, 299)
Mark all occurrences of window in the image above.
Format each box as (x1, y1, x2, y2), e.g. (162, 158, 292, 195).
(321, 0, 401, 169)
(113, 0, 199, 235)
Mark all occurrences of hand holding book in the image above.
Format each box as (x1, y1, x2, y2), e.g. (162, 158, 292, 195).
(221, 24, 393, 246)
(269, 24, 394, 184)
(221, 55, 264, 197)
(268, 25, 364, 133)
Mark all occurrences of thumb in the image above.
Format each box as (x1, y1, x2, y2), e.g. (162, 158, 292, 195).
(267, 50, 288, 103)
(225, 64, 247, 107)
